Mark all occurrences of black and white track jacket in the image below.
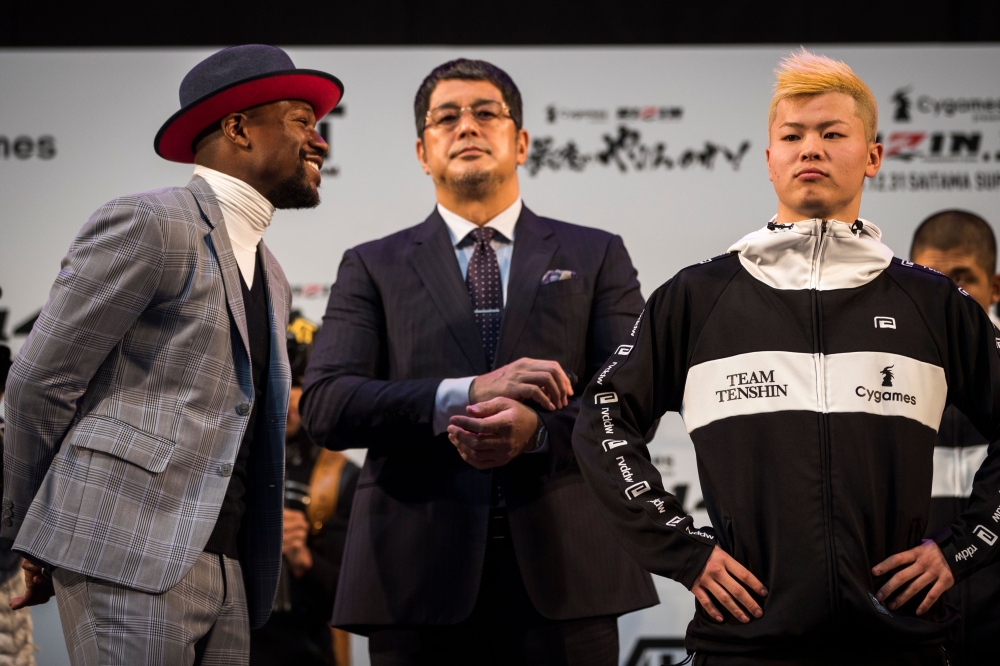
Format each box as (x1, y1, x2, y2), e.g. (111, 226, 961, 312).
(572, 218, 1000, 654)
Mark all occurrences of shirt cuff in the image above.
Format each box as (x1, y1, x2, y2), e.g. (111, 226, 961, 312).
(433, 376, 476, 436)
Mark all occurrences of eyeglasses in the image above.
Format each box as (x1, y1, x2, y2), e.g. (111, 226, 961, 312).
(425, 101, 512, 131)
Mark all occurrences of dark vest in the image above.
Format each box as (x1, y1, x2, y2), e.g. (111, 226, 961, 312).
(205, 253, 270, 558)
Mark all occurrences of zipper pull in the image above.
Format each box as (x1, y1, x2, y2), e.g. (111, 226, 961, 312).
(851, 219, 864, 235)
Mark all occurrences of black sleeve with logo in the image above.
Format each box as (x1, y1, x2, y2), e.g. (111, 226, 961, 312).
(571, 256, 739, 589)
(934, 283, 1000, 580)
(891, 263, 1000, 580)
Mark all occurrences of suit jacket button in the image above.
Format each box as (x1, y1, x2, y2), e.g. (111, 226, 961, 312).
(220, 463, 234, 477)
(235, 403, 251, 416)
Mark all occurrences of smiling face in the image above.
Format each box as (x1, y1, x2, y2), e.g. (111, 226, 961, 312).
(415, 79, 528, 203)
(766, 92, 882, 223)
(245, 100, 328, 208)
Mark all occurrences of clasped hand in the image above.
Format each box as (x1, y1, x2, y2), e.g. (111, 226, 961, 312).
(447, 358, 573, 470)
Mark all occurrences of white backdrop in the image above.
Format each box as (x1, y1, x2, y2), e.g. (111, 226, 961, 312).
(2, 45, 999, 666)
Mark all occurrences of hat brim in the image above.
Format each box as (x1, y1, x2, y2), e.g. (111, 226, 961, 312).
(154, 69, 344, 163)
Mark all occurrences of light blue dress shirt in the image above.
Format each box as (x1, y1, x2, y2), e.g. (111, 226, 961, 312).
(433, 198, 521, 436)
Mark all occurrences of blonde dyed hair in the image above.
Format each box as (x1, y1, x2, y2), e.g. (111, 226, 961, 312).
(769, 48, 878, 142)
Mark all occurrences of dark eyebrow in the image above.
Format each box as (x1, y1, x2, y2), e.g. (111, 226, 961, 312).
(433, 98, 502, 109)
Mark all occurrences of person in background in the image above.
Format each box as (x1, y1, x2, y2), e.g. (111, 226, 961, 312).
(0, 289, 35, 665)
(301, 58, 655, 666)
(250, 314, 359, 666)
(910, 210, 1000, 666)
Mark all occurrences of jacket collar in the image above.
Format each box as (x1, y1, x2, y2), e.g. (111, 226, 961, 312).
(728, 217, 894, 291)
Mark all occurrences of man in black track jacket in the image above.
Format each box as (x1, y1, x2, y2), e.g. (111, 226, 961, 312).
(910, 210, 1000, 666)
(573, 50, 1000, 665)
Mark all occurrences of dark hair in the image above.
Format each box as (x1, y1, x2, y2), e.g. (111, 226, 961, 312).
(414, 59, 522, 136)
(911, 209, 997, 275)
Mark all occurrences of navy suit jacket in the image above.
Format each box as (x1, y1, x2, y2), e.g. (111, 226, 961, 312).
(301, 205, 657, 629)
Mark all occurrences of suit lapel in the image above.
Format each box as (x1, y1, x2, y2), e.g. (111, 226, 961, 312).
(188, 177, 250, 357)
(258, 243, 291, 478)
(409, 210, 489, 375)
(494, 207, 557, 367)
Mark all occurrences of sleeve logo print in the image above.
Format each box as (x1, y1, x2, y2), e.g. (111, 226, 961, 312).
(974, 524, 998, 546)
(602, 439, 628, 451)
(625, 481, 651, 499)
(595, 392, 619, 404)
(615, 344, 634, 355)
(874, 316, 897, 329)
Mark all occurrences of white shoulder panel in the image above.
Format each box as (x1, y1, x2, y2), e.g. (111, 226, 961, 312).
(932, 444, 990, 498)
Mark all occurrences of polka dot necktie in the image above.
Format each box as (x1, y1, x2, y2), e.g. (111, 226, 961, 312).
(465, 227, 504, 369)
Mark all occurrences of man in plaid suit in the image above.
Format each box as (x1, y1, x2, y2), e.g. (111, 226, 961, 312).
(1, 45, 343, 666)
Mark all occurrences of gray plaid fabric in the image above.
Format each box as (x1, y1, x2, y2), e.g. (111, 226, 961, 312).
(54, 551, 249, 666)
(2, 177, 291, 629)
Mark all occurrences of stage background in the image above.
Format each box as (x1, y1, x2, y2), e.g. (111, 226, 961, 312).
(1, 46, 998, 666)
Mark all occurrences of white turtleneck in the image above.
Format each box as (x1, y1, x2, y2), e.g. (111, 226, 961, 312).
(193, 165, 275, 287)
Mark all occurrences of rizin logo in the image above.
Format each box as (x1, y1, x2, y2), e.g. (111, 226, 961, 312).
(874, 316, 896, 329)
(625, 481, 651, 499)
(594, 392, 618, 404)
(615, 344, 633, 356)
(602, 439, 627, 451)
(856, 365, 916, 405)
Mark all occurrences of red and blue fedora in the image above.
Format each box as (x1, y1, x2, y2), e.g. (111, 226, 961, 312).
(155, 44, 343, 163)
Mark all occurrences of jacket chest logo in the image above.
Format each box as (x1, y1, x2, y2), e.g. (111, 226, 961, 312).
(855, 366, 917, 406)
(715, 370, 788, 403)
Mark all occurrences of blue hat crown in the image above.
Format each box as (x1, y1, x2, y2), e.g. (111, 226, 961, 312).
(179, 44, 296, 107)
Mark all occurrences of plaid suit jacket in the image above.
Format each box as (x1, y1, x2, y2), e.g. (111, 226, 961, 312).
(1, 177, 291, 629)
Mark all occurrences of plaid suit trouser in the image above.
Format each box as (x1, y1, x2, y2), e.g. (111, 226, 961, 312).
(52, 552, 249, 666)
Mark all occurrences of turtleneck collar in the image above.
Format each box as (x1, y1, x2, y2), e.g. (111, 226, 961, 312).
(193, 165, 275, 286)
(727, 217, 894, 291)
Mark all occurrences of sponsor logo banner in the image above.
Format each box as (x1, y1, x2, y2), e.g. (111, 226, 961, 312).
(681, 351, 947, 433)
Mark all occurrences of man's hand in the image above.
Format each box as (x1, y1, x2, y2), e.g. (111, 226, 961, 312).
(469, 358, 573, 411)
(9, 560, 54, 610)
(447, 398, 542, 470)
(691, 546, 767, 624)
(282, 509, 313, 579)
(873, 539, 954, 615)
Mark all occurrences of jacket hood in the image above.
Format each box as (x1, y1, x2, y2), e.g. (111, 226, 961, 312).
(728, 217, 895, 291)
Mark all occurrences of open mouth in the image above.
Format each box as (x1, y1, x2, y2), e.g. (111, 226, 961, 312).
(303, 155, 324, 172)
